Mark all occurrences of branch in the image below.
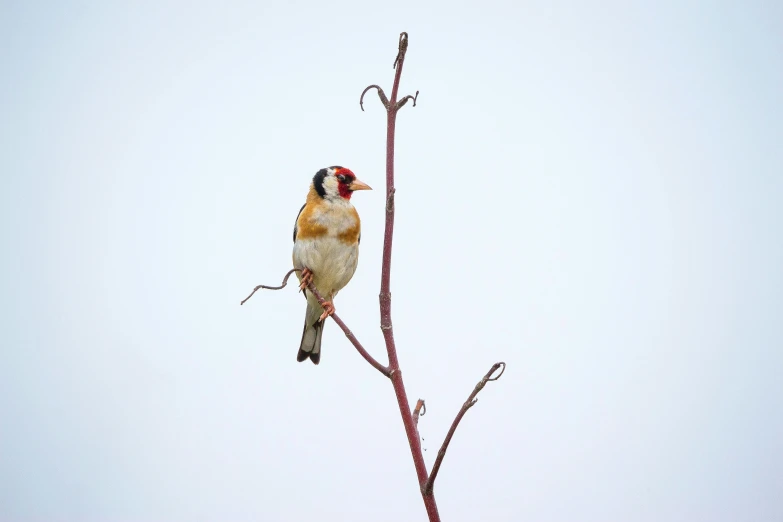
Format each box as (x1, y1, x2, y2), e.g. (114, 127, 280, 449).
(240, 268, 300, 305)
(423, 362, 506, 496)
(241, 269, 390, 377)
(305, 280, 391, 378)
(247, 32, 507, 522)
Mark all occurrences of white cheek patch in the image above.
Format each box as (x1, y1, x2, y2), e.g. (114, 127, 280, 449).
(321, 176, 341, 199)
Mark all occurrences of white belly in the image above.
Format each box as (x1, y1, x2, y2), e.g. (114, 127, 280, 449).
(293, 237, 359, 297)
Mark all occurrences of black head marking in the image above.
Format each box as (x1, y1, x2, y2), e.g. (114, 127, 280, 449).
(312, 168, 328, 198)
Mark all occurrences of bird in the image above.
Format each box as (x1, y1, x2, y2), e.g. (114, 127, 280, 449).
(292, 166, 371, 364)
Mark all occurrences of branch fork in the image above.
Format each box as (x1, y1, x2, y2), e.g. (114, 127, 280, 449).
(359, 33, 419, 117)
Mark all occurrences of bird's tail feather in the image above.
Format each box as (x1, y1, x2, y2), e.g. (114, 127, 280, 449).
(297, 311, 323, 365)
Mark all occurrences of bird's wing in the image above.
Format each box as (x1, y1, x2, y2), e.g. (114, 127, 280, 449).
(293, 203, 306, 242)
(293, 202, 308, 301)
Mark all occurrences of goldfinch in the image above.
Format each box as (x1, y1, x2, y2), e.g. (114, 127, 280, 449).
(293, 166, 371, 364)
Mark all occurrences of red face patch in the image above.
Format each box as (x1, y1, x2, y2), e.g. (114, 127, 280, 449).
(335, 168, 356, 199)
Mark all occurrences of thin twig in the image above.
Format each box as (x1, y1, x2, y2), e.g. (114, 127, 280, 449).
(360, 85, 389, 111)
(305, 281, 391, 378)
(241, 269, 390, 377)
(240, 268, 300, 305)
(396, 90, 419, 110)
(423, 362, 506, 496)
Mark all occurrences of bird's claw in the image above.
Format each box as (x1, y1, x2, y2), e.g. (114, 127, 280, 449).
(319, 301, 335, 322)
(299, 267, 313, 291)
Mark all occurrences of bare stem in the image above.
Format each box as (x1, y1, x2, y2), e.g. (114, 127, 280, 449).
(423, 362, 506, 496)
(361, 32, 439, 521)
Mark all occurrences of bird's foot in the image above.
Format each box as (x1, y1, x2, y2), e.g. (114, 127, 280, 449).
(319, 301, 335, 322)
(299, 267, 313, 291)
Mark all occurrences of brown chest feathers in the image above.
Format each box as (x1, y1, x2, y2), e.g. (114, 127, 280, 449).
(296, 191, 361, 245)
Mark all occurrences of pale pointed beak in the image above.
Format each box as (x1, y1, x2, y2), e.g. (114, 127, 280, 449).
(348, 179, 372, 191)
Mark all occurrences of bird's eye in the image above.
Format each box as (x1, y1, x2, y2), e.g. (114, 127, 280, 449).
(336, 174, 346, 182)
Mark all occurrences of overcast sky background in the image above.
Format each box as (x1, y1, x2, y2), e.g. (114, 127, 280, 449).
(1, 1, 782, 521)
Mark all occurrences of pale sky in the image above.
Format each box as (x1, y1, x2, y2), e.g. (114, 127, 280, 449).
(1, 1, 782, 521)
